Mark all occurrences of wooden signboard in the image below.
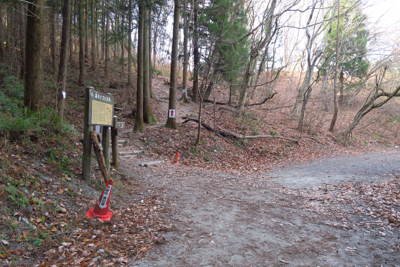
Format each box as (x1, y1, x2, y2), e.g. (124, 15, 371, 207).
(88, 89, 114, 126)
(83, 86, 119, 184)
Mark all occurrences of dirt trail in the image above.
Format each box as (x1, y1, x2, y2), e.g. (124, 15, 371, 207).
(120, 152, 400, 267)
(116, 77, 400, 266)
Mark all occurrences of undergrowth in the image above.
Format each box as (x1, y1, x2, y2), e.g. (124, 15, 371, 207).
(0, 76, 77, 143)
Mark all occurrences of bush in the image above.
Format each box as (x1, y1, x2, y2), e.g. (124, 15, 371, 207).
(0, 76, 77, 140)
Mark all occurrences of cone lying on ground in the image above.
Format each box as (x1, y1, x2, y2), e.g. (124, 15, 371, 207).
(86, 180, 113, 221)
(173, 152, 180, 164)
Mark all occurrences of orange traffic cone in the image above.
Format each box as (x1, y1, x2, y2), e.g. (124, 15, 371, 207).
(172, 152, 180, 164)
(86, 180, 113, 221)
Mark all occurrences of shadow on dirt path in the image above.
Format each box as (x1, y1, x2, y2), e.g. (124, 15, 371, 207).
(123, 152, 400, 267)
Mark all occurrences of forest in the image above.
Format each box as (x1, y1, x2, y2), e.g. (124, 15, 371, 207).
(1, 0, 399, 140)
(1, 0, 400, 265)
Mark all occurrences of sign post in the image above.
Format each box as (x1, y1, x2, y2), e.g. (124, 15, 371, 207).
(82, 86, 114, 183)
(82, 87, 93, 183)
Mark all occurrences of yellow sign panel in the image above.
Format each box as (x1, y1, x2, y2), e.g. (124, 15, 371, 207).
(91, 100, 113, 125)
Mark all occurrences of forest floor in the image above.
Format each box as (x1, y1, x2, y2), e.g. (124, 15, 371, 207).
(2, 63, 400, 266)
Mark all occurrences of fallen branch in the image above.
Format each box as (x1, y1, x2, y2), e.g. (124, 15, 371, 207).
(245, 92, 277, 107)
(203, 99, 230, 105)
(182, 117, 299, 145)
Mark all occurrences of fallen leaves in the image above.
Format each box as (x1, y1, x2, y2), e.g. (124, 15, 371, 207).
(278, 176, 400, 237)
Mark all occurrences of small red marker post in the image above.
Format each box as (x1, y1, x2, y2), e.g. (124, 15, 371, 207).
(86, 180, 113, 221)
(173, 152, 180, 164)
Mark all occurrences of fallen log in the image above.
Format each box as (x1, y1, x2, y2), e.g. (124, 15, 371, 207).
(182, 117, 299, 145)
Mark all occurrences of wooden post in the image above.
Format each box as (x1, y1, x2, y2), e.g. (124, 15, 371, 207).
(91, 131, 109, 184)
(111, 116, 119, 167)
(82, 86, 93, 183)
(102, 125, 111, 175)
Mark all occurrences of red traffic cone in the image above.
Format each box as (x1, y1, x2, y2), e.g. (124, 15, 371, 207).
(172, 152, 180, 164)
(86, 180, 113, 221)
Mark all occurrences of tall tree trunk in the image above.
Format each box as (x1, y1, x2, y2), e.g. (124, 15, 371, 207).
(127, 0, 132, 85)
(101, 0, 105, 62)
(19, 3, 26, 79)
(152, 25, 157, 67)
(297, 0, 319, 132)
(50, 7, 56, 75)
(113, 18, 117, 61)
(9, 9, 16, 74)
(105, 10, 109, 78)
(165, 0, 180, 129)
(133, 0, 145, 133)
(85, 0, 89, 58)
(250, 46, 269, 99)
(148, 15, 153, 98)
(74, 0, 78, 54)
(204, 78, 215, 100)
(339, 69, 344, 105)
(6, 11, 11, 53)
(192, 0, 199, 102)
(143, 4, 156, 124)
(181, 0, 192, 103)
(78, 0, 85, 84)
(290, 68, 308, 117)
(95, 3, 99, 62)
(91, 0, 96, 71)
(121, 10, 125, 80)
(56, 0, 71, 119)
(329, 0, 340, 132)
(0, 5, 5, 62)
(24, 0, 45, 111)
(69, 0, 74, 63)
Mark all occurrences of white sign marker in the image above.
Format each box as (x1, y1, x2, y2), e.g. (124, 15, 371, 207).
(62, 91, 66, 98)
(182, 89, 187, 93)
(169, 109, 176, 118)
(99, 185, 112, 209)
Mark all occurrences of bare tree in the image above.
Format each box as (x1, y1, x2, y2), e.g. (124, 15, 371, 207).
(296, 0, 337, 132)
(343, 67, 400, 138)
(329, 0, 340, 132)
